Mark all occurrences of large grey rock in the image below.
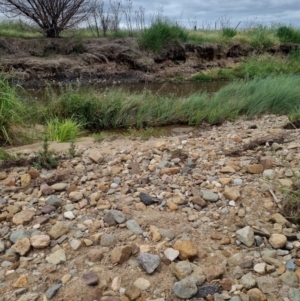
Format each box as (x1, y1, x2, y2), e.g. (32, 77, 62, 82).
(240, 272, 256, 289)
(45, 195, 62, 208)
(202, 190, 219, 202)
(236, 226, 254, 247)
(0, 239, 5, 252)
(173, 278, 197, 299)
(46, 249, 66, 265)
(289, 288, 300, 301)
(138, 253, 160, 274)
(126, 220, 143, 235)
(100, 233, 116, 247)
(110, 210, 126, 224)
(46, 281, 62, 299)
(257, 276, 278, 293)
(48, 222, 69, 239)
(279, 271, 299, 287)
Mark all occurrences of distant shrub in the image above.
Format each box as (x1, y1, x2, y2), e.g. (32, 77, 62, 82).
(140, 19, 188, 52)
(222, 28, 237, 38)
(277, 26, 300, 43)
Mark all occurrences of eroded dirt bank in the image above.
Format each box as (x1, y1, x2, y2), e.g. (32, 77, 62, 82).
(0, 37, 298, 86)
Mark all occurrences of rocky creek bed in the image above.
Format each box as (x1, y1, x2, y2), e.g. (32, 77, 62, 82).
(0, 115, 300, 301)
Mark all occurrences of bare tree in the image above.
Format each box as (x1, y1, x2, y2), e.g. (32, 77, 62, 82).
(110, 0, 122, 33)
(134, 6, 145, 32)
(0, 0, 93, 38)
(123, 0, 133, 36)
(90, 0, 112, 37)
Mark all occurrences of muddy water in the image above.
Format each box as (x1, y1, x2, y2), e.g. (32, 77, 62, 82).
(24, 81, 228, 100)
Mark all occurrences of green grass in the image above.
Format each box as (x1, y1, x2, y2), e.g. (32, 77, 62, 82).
(192, 53, 300, 81)
(40, 74, 300, 129)
(0, 77, 25, 144)
(124, 127, 166, 140)
(0, 148, 14, 160)
(139, 19, 188, 52)
(277, 26, 300, 43)
(46, 118, 83, 142)
(0, 21, 42, 38)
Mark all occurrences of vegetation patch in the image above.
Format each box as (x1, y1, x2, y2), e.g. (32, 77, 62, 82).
(139, 19, 188, 52)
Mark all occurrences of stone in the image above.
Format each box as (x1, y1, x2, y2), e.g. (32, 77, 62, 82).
(126, 220, 143, 235)
(12, 210, 35, 225)
(269, 234, 287, 249)
(247, 164, 264, 174)
(125, 285, 141, 300)
(289, 288, 300, 301)
(64, 211, 75, 220)
(164, 248, 179, 262)
(11, 238, 31, 255)
(139, 192, 155, 206)
(45, 195, 62, 208)
(0, 239, 4, 252)
(159, 229, 176, 240)
(17, 293, 39, 301)
(14, 275, 28, 288)
(236, 226, 254, 247)
(51, 183, 67, 191)
(110, 210, 126, 224)
(286, 259, 296, 272)
(195, 283, 222, 298)
(30, 235, 50, 249)
(160, 167, 180, 175)
(202, 190, 219, 202)
(173, 278, 198, 299)
(254, 263, 266, 274)
(247, 288, 266, 301)
(111, 246, 132, 264)
(88, 149, 103, 163)
(48, 222, 69, 239)
(256, 276, 278, 294)
(10, 229, 30, 243)
(279, 271, 299, 287)
(46, 281, 62, 299)
(100, 234, 116, 247)
(69, 191, 83, 201)
(83, 271, 99, 286)
(46, 249, 66, 265)
(223, 186, 240, 201)
(240, 272, 256, 289)
(269, 213, 289, 225)
(173, 240, 197, 260)
(21, 174, 31, 187)
(134, 278, 150, 291)
(88, 249, 104, 262)
(41, 205, 56, 214)
(70, 239, 82, 250)
(111, 276, 121, 291)
(205, 266, 224, 282)
(171, 261, 193, 280)
(138, 253, 160, 274)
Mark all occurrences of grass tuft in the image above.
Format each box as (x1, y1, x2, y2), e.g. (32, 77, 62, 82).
(139, 18, 188, 52)
(46, 118, 83, 142)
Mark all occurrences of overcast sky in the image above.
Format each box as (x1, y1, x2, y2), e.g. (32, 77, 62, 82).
(133, 0, 300, 29)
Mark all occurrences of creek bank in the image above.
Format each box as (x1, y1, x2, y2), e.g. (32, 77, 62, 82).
(0, 115, 300, 300)
(0, 37, 298, 86)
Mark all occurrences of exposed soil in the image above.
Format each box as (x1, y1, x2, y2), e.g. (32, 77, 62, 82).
(0, 37, 298, 86)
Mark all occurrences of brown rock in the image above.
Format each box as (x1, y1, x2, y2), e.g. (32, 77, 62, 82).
(223, 186, 240, 201)
(247, 288, 266, 301)
(21, 174, 31, 187)
(111, 246, 132, 264)
(160, 167, 180, 176)
(111, 167, 122, 175)
(13, 275, 28, 288)
(260, 158, 273, 169)
(2, 177, 16, 186)
(0, 171, 7, 180)
(190, 196, 207, 207)
(205, 266, 224, 282)
(48, 221, 69, 239)
(173, 241, 197, 260)
(12, 210, 35, 225)
(28, 168, 40, 179)
(30, 235, 51, 249)
(88, 149, 103, 163)
(125, 285, 141, 301)
(98, 182, 109, 192)
(83, 271, 99, 286)
(220, 279, 232, 291)
(87, 249, 104, 262)
(12, 238, 31, 255)
(220, 166, 235, 173)
(40, 183, 55, 195)
(247, 164, 264, 174)
(166, 201, 179, 211)
(269, 234, 287, 249)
